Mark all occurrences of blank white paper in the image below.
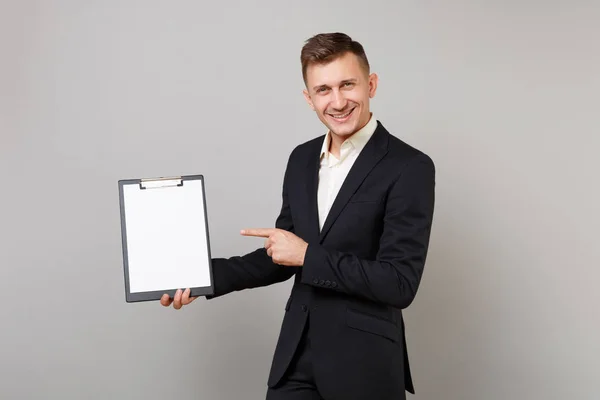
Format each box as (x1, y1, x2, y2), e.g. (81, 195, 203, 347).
(122, 179, 211, 293)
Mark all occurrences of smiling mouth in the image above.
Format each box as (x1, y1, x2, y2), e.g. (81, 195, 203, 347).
(328, 107, 355, 120)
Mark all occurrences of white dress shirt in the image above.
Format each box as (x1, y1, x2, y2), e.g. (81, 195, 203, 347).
(317, 114, 378, 231)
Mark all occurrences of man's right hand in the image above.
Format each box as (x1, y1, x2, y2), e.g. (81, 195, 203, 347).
(160, 288, 197, 310)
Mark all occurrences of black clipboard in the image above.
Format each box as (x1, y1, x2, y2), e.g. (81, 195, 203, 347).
(118, 174, 214, 302)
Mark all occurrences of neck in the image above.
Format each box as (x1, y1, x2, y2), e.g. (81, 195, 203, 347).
(328, 132, 346, 159)
(328, 113, 371, 158)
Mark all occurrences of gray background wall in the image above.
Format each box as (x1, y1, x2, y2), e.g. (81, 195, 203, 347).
(1, 1, 598, 399)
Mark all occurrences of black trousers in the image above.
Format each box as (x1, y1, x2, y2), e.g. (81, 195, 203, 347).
(266, 320, 323, 400)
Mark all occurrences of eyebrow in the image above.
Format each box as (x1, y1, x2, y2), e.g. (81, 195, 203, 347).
(312, 78, 357, 91)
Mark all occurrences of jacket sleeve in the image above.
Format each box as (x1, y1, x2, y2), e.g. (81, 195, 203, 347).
(206, 153, 297, 299)
(300, 154, 435, 309)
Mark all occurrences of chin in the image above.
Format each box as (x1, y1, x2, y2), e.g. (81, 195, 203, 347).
(331, 124, 357, 138)
(332, 118, 360, 137)
(323, 111, 360, 137)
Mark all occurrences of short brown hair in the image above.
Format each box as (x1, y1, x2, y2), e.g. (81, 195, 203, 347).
(300, 32, 370, 84)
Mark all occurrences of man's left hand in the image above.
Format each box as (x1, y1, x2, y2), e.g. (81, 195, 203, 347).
(241, 228, 308, 267)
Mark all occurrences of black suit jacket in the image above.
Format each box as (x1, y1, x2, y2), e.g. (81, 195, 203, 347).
(208, 121, 435, 399)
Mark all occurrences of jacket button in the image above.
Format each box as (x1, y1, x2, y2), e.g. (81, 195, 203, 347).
(301, 305, 308, 312)
(325, 280, 331, 286)
(313, 278, 319, 284)
(331, 282, 337, 288)
(319, 279, 325, 285)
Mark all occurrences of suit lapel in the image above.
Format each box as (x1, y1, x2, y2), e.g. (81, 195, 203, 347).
(318, 123, 389, 242)
(303, 140, 322, 244)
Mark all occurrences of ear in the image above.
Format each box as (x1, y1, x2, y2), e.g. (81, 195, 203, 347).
(303, 89, 315, 111)
(368, 73, 379, 98)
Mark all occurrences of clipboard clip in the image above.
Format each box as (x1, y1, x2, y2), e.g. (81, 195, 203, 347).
(139, 176, 183, 190)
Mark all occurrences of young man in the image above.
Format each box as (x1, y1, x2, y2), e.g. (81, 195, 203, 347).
(161, 32, 436, 400)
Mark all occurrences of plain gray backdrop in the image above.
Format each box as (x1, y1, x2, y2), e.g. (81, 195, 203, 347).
(1, 1, 599, 399)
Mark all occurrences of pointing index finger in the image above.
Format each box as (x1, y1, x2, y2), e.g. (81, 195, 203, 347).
(240, 228, 277, 238)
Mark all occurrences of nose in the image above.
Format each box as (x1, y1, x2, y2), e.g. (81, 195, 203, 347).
(331, 89, 347, 111)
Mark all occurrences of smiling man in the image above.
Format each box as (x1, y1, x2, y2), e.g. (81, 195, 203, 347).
(161, 32, 436, 400)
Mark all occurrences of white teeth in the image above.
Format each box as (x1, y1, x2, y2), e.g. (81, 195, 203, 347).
(330, 109, 353, 119)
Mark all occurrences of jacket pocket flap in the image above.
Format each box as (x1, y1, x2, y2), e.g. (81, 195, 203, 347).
(348, 193, 381, 203)
(346, 308, 398, 342)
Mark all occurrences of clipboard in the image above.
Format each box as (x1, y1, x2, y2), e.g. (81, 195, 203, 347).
(118, 174, 214, 302)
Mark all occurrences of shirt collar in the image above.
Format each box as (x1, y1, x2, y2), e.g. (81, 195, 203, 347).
(320, 113, 377, 160)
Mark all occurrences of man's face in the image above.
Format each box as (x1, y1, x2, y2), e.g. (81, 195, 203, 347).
(303, 52, 378, 139)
